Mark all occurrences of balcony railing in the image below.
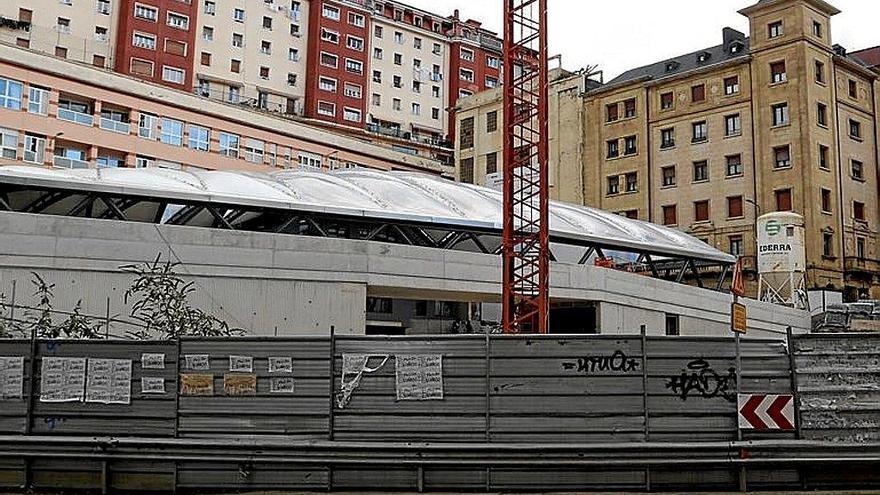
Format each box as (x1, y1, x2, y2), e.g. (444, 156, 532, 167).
(100, 118, 130, 134)
(365, 123, 451, 149)
(53, 156, 90, 169)
(845, 257, 880, 276)
(58, 108, 94, 126)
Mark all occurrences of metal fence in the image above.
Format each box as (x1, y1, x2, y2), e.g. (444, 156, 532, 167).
(0, 333, 878, 492)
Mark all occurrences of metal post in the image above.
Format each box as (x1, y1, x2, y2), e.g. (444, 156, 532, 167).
(104, 297, 111, 338)
(640, 325, 651, 492)
(485, 333, 492, 492)
(735, 331, 746, 492)
(785, 326, 806, 490)
(327, 326, 336, 492)
(23, 315, 37, 492)
(9, 279, 16, 327)
(172, 339, 181, 495)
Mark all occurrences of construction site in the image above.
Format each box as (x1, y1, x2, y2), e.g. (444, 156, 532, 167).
(0, 0, 879, 492)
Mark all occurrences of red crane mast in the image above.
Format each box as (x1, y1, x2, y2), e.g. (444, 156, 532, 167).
(501, 0, 550, 334)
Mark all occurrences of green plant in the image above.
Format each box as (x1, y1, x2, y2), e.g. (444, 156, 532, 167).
(21, 273, 104, 339)
(56, 300, 105, 340)
(121, 255, 242, 340)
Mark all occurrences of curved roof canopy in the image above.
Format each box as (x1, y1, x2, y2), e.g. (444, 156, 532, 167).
(0, 166, 734, 264)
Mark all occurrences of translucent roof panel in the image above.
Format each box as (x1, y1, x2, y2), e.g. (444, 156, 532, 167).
(0, 165, 734, 263)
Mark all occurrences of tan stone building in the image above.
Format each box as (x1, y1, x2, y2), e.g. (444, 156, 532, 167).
(455, 0, 880, 300)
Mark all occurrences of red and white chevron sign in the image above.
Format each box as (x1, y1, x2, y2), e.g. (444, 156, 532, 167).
(738, 394, 795, 430)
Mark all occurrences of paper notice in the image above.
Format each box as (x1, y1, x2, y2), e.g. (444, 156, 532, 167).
(141, 353, 166, 370)
(229, 355, 253, 373)
(86, 358, 132, 405)
(0, 356, 24, 399)
(224, 374, 257, 396)
(268, 356, 293, 374)
(180, 373, 214, 396)
(184, 354, 210, 371)
(395, 354, 443, 401)
(40, 357, 86, 403)
(270, 377, 295, 394)
(141, 376, 166, 394)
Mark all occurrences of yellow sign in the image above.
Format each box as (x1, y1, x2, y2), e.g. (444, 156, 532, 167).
(180, 373, 214, 396)
(731, 302, 748, 334)
(224, 374, 257, 396)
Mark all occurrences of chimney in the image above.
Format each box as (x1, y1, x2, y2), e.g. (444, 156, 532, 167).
(453, 9, 460, 20)
(832, 44, 847, 56)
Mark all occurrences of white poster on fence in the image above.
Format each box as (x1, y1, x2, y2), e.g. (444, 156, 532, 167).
(40, 357, 86, 402)
(395, 354, 443, 401)
(86, 358, 132, 405)
(0, 356, 24, 399)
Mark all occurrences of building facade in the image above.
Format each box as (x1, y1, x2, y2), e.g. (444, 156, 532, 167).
(455, 0, 880, 300)
(0, 43, 445, 176)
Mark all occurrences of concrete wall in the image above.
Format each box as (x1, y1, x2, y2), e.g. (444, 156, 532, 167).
(0, 211, 810, 337)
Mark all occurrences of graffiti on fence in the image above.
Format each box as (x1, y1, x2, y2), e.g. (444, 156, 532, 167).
(562, 350, 640, 374)
(666, 358, 737, 402)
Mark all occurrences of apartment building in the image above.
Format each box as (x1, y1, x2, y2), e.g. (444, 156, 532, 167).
(193, 0, 308, 114)
(0, 0, 119, 69)
(0, 43, 444, 178)
(455, 0, 880, 300)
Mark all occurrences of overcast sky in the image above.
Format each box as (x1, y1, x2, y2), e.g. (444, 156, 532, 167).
(404, 0, 879, 80)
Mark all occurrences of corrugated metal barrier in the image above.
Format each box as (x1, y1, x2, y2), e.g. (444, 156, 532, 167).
(0, 333, 878, 492)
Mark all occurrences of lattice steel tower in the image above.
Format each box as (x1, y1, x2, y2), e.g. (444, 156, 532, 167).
(502, 0, 549, 334)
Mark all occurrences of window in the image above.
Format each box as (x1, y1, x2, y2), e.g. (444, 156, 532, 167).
(768, 21, 783, 38)
(0, 127, 18, 159)
(432, 108, 440, 120)
(660, 92, 673, 110)
(661, 166, 676, 187)
(371, 93, 380, 106)
(204, 1, 215, 15)
(773, 145, 791, 169)
(320, 52, 338, 68)
(260, 40, 272, 54)
(848, 79, 857, 99)
(725, 114, 741, 136)
(165, 39, 187, 56)
(55, 46, 68, 58)
(232, 9, 246, 23)
(460, 69, 474, 82)
(775, 189, 792, 211)
(199, 52, 211, 66)
(460, 48, 474, 61)
(187, 125, 210, 151)
(202, 26, 214, 41)
(433, 43, 442, 55)
(486, 152, 498, 175)
(393, 53, 402, 65)
(319, 77, 336, 92)
(347, 36, 364, 51)
(411, 103, 420, 116)
(487, 56, 500, 68)
(348, 12, 365, 27)
(660, 128, 675, 149)
(815, 60, 825, 83)
(624, 136, 637, 155)
(134, 4, 158, 21)
(167, 12, 189, 30)
(394, 31, 404, 44)
(854, 201, 866, 221)
(244, 138, 265, 163)
(159, 118, 183, 146)
(24, 134, 46, 164)
(728, 196, 744, 218)
(662, 205, 677, 226)
(772, 103, 789, 126)
(321, 28, 339, 43)
(625, 172, 638, 192)
(849, 119, 862, 139)
(133, 32, 156, 49)
(812, 20, 823, 38)
(485, 76, 498, 88)
(691, 84, 705, 103)
(392, 76, 402, 88)
(0, 78, 23, 110)
(857, 237, 866, 259)
(232, 33, 243, 47)
(822, 233, 834, 257)
(460, 117, 474, 149)
(322, 5, 340, 20)
(345, 59, 363, 74)
(344, 83, 362, 99)
(607, 176, 620, 195)
(724, 76, 739, 95)
(413, 37, 422, 50)
(219, 132, 239, 158)
(606, 103, 618, 122)
(317, 101, 335, 116)
(374, 25, 383, 38)
(97, 0, 111, 15)
(729, 236, 744, 257)
(726, 154, 743, 177)
(692, 121, 707, 143)
(162, 66, 185, 84)
(693, 160, 708, 182)
(55, 17, 71, 35)
(606, 139, 619, 159)
(372, 70, 381, 83)
(392, 98, 401, 111)
(230, 59, 241, 73)
(138, 112, 158, 139)
(28, 86, 49, 115)
(288, 48, 300, 62)
(694, 200, 710, 222)
(817, 103, 827, 126)
(459, 158, 474, 184)
(770, 61, 786, 83)
(287, 74, 297, 87)
(624, 98, 636, 118)
(487, 111, 498, 132)
(262, 16, 272, 30)
(851, 159, 864, 180)
(816, 188, 832, 213)
(818, 145, 830, 169)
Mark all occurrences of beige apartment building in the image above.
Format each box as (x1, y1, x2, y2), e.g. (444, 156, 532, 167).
(367, 12, 449, 144)
(0, 0, 120, 69)
(193, 0, 309, 114)
(455, 0, 880, 300)
(0, 43, 444, 176)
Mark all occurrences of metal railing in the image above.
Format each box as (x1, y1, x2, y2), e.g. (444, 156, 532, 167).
(57, 108, 94, 126)
(99, 117, 130, 135)
(52, 155, 90, 169)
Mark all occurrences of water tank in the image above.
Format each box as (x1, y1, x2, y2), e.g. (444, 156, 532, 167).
(756, 212, 809, 309)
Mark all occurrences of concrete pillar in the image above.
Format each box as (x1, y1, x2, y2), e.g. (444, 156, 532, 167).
(93, 100, 103, 128)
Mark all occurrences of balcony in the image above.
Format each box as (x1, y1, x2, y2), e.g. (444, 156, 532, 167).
(58, 108, 94, 126)
(365, 123, 451, 149)
(845, 257, 880, 277)
(0, 16, 31, 31)
(53, 156, 90, 169)
(100, 117, 130, 134)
